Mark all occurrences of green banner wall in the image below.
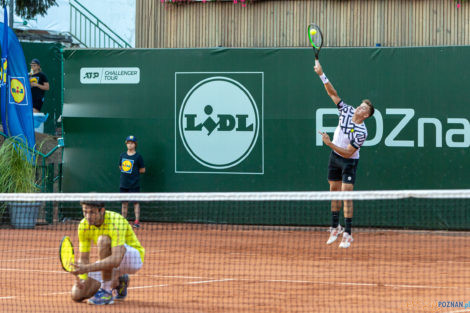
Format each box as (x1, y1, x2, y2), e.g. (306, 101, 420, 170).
(61, 47, 470, 229)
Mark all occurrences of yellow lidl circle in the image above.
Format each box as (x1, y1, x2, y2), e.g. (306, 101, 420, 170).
(29, 77, 38, 84)
(10, 79, 25, 103)
(0, 59, 7, 84)
(122, 160, 132, 172)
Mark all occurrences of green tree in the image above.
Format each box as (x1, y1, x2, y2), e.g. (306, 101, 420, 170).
(1, 0, 58, 20)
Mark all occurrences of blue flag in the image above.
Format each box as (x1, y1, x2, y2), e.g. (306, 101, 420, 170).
(0, 6, 35, 149)
(0, 8, 7, 136)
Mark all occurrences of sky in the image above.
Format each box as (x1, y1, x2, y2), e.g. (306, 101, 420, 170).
(1, 0, 136, 46)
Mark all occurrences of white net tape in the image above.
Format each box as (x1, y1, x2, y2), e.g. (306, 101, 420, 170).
(1, 189, 470, 202)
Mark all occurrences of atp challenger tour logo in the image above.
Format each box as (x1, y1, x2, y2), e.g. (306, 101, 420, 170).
(175, 73, 264, 173)
(80, 67, 140, 84)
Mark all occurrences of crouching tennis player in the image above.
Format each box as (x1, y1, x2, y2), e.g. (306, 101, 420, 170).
(70, 201, 145, 305)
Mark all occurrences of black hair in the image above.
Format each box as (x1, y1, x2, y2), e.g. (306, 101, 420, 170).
(80, 201, 105, 209)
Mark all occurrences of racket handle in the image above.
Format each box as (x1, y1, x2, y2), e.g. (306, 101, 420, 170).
(315, 59, 319, 66)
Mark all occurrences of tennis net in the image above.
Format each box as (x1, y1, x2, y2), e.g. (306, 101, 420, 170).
(1, 190, 469, 313)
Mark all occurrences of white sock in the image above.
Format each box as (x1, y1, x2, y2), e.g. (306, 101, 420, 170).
(102, 280, 112, 293)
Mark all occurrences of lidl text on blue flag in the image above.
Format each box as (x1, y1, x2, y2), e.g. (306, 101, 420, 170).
(0, 6, 35, 148)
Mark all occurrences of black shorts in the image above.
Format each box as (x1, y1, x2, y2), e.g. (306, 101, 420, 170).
(120, 187, 140, 203)
(120, 187, 140, 193)
(327, 152, 359, 184)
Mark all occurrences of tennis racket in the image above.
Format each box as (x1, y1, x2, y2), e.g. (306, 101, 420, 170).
(59, 236, 75, 272)
(307, 23, 323, 60)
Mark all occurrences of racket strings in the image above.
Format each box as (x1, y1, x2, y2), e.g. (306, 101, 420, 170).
(309, 26, 323, 49)
(312, 33, 322, 48)
(60, 237, 75, 272)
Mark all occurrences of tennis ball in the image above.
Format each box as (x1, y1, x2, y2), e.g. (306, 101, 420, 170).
(310, 29, 317, 36)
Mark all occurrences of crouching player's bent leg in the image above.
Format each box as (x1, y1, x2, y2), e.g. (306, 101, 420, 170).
(113, 244, 143, 300)
(71, 240, 143, 304)
(71, 276, 101, 303)
(88, 244, 142, 304)
(86, 244, 143, 303)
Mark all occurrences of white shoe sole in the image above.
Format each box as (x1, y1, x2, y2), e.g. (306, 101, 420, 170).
(326, 236, 339, 245)
(87, 300, 114, 305)
(326, 226, 344, 245)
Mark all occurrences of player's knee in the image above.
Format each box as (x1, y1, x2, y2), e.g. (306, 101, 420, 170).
(329, 185, 341, 192)
(70, 284, 85, 302)
(97, 235, 111, 248)
(97, 235, 111, 245)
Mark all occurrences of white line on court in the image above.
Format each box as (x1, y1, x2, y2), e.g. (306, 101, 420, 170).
(383, 283, 466, 290)
(265, 280, 377, 287)
(250, 279, 470, 290)
(146, 274, 470, 290)
(0, 279, 232, 300)
(42, 291, 70, 296)
(0, 247, 57, 253)
(146, 275, 210, 279)
(437, 260, 470, 264)
(1, 272, 469, 301)
(186, 279, 235, 285)
(0, 257, 56, 262)
(447, 309, 470, 313)
(0, 268, 66, 274)
(129, 284, 169, 290)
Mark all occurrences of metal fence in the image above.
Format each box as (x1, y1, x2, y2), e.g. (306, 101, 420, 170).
(69, 0, 132, 48)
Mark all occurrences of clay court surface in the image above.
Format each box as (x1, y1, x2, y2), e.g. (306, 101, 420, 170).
(1, 223, 469, 313)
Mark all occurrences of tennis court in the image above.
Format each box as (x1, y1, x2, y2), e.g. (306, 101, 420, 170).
(1, 220, 469, 313)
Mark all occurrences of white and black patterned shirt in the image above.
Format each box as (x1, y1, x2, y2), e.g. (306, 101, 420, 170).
(332, 100, 368, 159)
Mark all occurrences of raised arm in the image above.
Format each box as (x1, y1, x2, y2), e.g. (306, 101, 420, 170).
(313, 60, 341, 105)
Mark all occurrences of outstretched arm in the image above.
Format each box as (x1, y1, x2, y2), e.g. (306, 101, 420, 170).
(313, 61, 341, 105)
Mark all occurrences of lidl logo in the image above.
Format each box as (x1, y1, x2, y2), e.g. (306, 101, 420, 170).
(9, 77, 28, 106)
(0, 58, 7, 86)
(121, 159, 134, 173)
(175, 73, 264, 174)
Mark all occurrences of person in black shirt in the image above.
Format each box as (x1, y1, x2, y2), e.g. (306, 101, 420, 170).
(119, 135, 146, 228)
(29, 59, 49, 113)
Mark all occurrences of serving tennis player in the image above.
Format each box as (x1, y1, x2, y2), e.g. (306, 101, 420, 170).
(314, 60, 374, 248)
(70, 201, 145, 305)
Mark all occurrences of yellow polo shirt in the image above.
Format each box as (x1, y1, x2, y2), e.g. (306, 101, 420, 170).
(78, 211, 145, 263)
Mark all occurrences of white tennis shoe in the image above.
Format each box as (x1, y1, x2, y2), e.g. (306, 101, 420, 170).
(339, 232, 354, 248)
(326, 225, 344, 245)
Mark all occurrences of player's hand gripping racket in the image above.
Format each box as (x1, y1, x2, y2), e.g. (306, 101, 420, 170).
(59, 236, 75, 272)
(308, 23, 323, 62)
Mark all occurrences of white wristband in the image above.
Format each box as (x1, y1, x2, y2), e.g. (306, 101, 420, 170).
(320, 73, 329, 84)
